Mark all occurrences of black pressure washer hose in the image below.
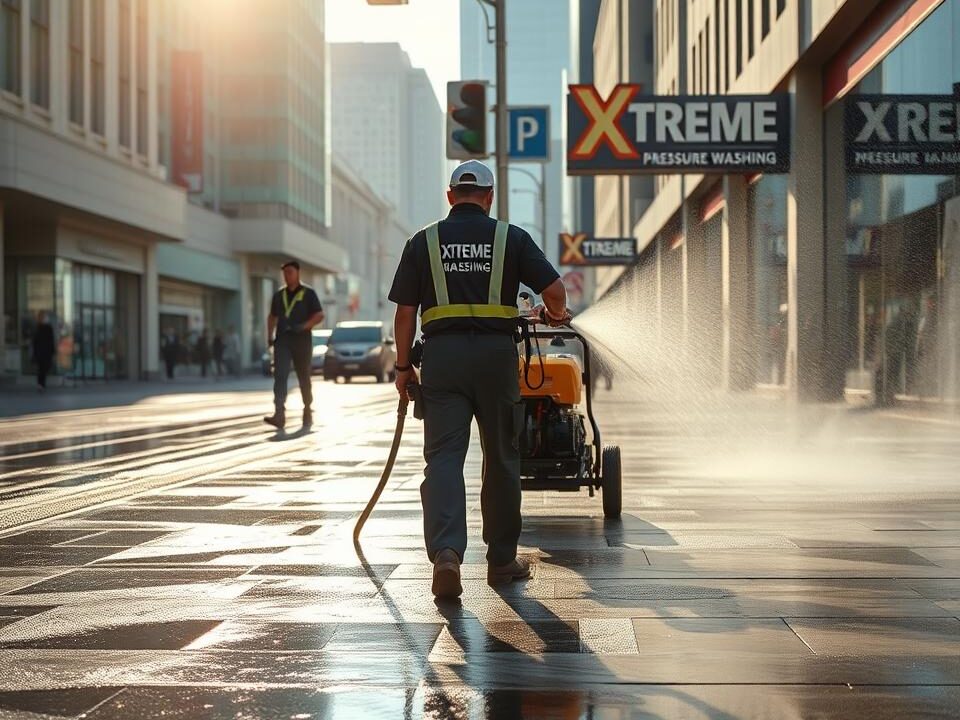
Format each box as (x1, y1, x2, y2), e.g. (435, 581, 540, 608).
(353, 388, 421, 543)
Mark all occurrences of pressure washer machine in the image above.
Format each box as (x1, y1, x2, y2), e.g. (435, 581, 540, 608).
(517, 320, 622, 519)
(354, 316, 622, 543)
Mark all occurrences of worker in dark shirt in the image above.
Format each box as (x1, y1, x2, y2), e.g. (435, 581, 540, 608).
(264, 261, 325, 430)
(389, 160, 571, 599)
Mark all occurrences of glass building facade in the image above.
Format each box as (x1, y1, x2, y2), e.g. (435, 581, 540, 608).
(219, 0, 330, 234)
(4, 257, 140, 381)
(749, 175, 788, 387)
(828, 0, 960, 403)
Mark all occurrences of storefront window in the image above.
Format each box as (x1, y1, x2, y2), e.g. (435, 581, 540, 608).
(839, 0, 960, 403)
(16, 257, 55, 375)
(66, 262, 134, 380)
(749, 175, 788, 387)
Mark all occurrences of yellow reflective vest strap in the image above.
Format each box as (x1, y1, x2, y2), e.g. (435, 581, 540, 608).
(281, 287, 306, 318)
(422, 219, 517, 327)
(425, 223, 449, 305)
(421, 303, 519, 326)
(488, 220, 508, 305)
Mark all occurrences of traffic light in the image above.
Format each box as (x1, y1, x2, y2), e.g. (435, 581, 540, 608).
(447, 80, 488, 160)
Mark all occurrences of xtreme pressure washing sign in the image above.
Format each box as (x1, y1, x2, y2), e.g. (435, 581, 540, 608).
(567, 84, 791, 175)
(560, 233, 637, 267)
(845, 88, 960, 174)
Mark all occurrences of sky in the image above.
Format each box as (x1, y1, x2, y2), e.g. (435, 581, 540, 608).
(325, 0, 461, 104)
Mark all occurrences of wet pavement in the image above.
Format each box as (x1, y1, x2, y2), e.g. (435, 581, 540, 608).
(1, 380, 960, 718)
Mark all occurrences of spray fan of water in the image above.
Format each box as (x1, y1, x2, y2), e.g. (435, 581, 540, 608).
(568, 284, 960, 498)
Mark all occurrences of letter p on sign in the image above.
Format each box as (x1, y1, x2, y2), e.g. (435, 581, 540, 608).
(517, 117, 539, 151)
(508, 106, 550, 162)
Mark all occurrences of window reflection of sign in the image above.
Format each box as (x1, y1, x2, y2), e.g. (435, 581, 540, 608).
(845, 89, 960, 175)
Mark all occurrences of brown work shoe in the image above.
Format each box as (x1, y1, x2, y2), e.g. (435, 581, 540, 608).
(432, 548, 462, 599)
(263, 414, 285, 429)
(487, 556, 531, 586)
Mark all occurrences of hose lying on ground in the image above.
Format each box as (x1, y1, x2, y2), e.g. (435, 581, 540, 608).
(353, 394, 410, 543)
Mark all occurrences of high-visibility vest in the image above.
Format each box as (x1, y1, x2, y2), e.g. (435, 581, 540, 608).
(420, 220, 520, 327)
(281, 287, 305, 318)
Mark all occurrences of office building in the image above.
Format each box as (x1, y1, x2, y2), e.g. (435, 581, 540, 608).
(0, 0, 374, 383)
(330, 43, 445, 230)
(593, 0, 960, 405)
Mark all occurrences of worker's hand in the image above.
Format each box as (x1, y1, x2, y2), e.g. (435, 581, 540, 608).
(395, 367, 417, 399)
(546, 308, 573, 328)
(534, 305, 572, 327)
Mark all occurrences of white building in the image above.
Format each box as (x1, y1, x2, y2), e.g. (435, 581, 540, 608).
(330, 154, 411, 328)
(330, 43, 446, 231)
(0, 0, 396, 384)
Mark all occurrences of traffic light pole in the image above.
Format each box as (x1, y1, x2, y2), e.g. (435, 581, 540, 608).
(494, 0, 508, 221)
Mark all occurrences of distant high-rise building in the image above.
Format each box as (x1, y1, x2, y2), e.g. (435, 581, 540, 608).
(158, 0, 344, 368)
(330, 43, 445, 230)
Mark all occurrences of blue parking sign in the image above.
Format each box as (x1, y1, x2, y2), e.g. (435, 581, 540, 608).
(508, 106, 550, 162)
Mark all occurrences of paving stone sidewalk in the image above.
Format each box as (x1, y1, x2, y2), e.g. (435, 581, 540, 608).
(1, 390, 959, 718)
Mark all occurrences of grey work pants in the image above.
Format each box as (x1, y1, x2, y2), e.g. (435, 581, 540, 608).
(419, 333, 523, 566)
(273, 334, 313, 417)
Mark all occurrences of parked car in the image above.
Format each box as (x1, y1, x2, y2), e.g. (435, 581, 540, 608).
(311, 328, 332, 374)
(324, 321, 396, 383)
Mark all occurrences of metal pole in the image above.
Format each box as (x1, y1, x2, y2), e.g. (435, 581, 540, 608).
(495, 0, 509, 221)
(540, 162, 547, 255)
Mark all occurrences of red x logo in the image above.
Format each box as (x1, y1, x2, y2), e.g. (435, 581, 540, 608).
(560, 232, 589, 265)
(569, 84, 641, 161)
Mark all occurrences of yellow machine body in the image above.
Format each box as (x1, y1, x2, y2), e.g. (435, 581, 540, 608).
(519, 355, 583, 406)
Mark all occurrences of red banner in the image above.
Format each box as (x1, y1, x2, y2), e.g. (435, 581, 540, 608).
(171, 51, 203, 193)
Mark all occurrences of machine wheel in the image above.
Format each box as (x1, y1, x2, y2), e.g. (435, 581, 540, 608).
(601, 445, 622, 519)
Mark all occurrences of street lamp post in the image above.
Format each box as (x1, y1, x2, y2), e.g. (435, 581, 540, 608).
(474, 0, 508, 220)
(494, 0, 508, 221)
(379, 0, 509, 219)
(510, 166, 546, 251)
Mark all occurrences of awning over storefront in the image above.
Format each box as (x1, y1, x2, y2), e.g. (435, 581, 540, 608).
(231, 219, 348, 275)
(0, 117, 187, 242)
(157, 244, 241, 291)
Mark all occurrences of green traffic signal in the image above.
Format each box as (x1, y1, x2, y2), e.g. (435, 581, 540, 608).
(453, 129, 484, 154)
(447, 80, 488, 159)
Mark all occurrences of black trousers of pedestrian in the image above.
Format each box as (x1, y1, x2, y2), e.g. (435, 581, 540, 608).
(36, 359, 52, 388)
(164, 359, 175, 379)
(273, 334, 313, 418)
(420, 334, 523, 566)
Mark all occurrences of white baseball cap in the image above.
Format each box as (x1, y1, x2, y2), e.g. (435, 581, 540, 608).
(449, 160, 495, 189)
